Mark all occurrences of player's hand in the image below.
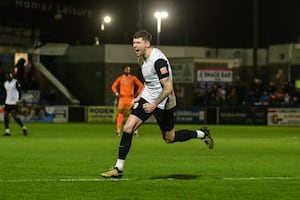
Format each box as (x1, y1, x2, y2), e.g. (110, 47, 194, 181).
(143, 103, 156, 113)
(131, 96, 140, 106)
(115, 92, 119, 97)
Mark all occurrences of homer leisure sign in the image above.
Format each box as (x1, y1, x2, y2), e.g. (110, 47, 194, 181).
(15, 0, 94, 18)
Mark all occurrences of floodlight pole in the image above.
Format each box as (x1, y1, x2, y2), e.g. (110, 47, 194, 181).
(154, 11, 168, 45)
(156, 17, 161, 45)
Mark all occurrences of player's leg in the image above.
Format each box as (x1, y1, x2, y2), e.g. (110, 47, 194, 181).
(117, 114, 142, 168)
(154, 108, 214, 148)
(101, 114, 143, 178)
(123, 99, 139, 136)
(11, 111, 27, 136)
(116, 100, 125, 136)
(4, 106, 11, 136)
(163, 128, 213, 149)
(115, 99, 152, 171)
(116, 112, 124, 136)
(101, 98, 151, 178)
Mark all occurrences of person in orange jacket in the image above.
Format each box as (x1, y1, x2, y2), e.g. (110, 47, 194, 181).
(111, 66, 143, 136)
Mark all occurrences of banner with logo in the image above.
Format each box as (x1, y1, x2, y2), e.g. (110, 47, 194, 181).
(219, 107, 267, 125)
(268, 108, 300, 126)
(174, 107, 205, 124)
(50, 106, 68, 122)
(87, 106, 114, 123)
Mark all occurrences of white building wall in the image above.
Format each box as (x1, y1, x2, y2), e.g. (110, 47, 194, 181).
(217, 48, 267, 66)
(268, 44, 293, 64)
(104, 44, 216, 63)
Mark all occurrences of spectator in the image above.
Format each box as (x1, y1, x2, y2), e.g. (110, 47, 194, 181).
(14, 58, 26, 90)
(259, 91, 270, 105)
(283, 92, 291, 105)
(216, 85, 226, 105)
(24, 60, 34, 89)
(227, 87, 238, 107)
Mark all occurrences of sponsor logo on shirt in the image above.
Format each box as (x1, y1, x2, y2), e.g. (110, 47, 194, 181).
(160, 66, 168, 75)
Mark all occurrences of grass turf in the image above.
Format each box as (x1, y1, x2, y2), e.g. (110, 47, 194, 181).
(0, 123, 299, 200)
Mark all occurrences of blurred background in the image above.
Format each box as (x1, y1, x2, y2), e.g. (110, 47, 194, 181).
(1, 0, 300, 125)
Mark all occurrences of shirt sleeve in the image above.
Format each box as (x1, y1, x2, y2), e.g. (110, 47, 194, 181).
(16, 80, 22, 100)
(154, 58, 169, 79)
(111, 77, 120, 93)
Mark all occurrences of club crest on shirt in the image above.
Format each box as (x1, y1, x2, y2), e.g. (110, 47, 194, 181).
(160, 66, 168, 75)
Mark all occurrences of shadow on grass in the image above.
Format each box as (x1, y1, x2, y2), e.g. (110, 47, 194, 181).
(149, 174, 199, 180)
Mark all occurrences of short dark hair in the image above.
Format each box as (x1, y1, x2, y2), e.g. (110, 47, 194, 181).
(123, 66, 130, 70)
(133, 30, 152, 43)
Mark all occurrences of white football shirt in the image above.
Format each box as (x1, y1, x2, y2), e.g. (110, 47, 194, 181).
(141, 48, 176, 110)
(4, 78, 20, 105)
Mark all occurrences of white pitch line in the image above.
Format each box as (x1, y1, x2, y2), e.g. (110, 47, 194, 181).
(0, 176, 299, 182)
(223, 176, 300, 180)
(0, 178, 130, 182)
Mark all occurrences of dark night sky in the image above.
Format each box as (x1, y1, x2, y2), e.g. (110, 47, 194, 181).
(1, 0, 300, 48)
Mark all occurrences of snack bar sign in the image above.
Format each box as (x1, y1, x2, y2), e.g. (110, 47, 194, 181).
(197, 68, 232, 83)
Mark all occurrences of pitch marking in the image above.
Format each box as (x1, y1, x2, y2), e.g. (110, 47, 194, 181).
(0, 176, 299, 182)
(223, 176, 300, 180)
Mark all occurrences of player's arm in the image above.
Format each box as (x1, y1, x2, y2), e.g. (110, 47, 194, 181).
(111, 77, 120, 96)
(143, 58, 172, 113)
(154, 76, 172, 106)
(153, 58, 172, 106)
(132, 82, 145, 105)
(134, 77, 144, 95)
(16, 80, 22, 104)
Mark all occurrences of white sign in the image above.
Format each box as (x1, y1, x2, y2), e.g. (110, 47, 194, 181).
(197, 68, 232, 83)
(52, 106, 68, 122)
(268, 108, 300, 126)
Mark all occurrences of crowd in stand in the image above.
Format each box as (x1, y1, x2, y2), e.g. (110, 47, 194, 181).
(193, 76, 300, 107)
(3, 58, 300, 107)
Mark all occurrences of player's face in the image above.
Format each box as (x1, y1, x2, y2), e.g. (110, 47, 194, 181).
(5, 73, 12, 80)
(124, 67, 130, 75)
(133, 37, 148, 57)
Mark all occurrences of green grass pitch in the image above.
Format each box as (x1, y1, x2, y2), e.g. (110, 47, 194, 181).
(0, 123, 299, 200)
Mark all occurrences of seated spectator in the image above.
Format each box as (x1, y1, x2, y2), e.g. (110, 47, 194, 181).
(283, 92, 291, 105)
(270, 90, 284, 105)
(259, 91, 270, 105)
(227, 88, 238, 107)
(247, 90, 257, 105)
(216, 85, 226, 106)
(29, 107, 46, 120)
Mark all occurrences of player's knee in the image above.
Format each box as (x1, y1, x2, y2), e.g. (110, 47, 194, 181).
(163, 133, 175, 143)
(164, 139, 173, 143)
(123, 124, 133, 134)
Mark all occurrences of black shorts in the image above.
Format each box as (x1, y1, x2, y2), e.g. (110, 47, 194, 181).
(4, 104, 19, 113)
(131, 98, 175, 131)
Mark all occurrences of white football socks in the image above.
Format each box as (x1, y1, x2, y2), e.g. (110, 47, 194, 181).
(196, 130, 205, 139)
(115, 159, 125, 171)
